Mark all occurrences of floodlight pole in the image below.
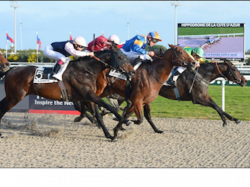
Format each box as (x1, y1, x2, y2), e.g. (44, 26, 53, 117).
(171, 1, 180, 45)
(127, 16, 130, 39)
(19, 21, 23, 50)
(10, 1, 19, 54)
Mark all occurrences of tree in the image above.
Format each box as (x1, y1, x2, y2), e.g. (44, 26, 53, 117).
(7, 54, 19, 62)
(27, 53, 37, 63)
(145, 45, 167, 53)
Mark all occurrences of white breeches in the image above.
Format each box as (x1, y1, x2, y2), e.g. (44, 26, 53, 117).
(44, 45, 71, 81)
(43, 45, 70, 64)
(176, 66, 186, 74)
(121, 49, 152, 62)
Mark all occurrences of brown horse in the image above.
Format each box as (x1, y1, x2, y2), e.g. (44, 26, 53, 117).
(0, 52, 10, 73)
(0, 44, 135, 140)
(76, 44, 198, 140)
(88, 60, 247, 127)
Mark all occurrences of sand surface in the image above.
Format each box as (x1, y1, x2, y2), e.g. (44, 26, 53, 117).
(0, 112, 250, 168)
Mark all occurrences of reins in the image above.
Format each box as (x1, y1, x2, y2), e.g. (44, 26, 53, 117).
(215, 61, 228, 81)
(153, 47, 192, 66)
(92, 55, 126, 73)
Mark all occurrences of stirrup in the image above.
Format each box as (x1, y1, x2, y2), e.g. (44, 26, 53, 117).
(49, 73, 58, 80)
(167, 79, 176, 87)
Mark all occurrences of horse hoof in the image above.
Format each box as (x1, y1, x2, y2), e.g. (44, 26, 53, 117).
(120, 127, 126, 131)
(235, 120, 241, 124)
(126, 121, 133, 126)
(156, 130, 164, 134)
(110, 137, 118, 142)
(74, 117, 83, 122)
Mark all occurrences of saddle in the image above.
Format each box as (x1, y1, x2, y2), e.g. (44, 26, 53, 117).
(33, 67, 70, 102)
(108, 56, 143, 81)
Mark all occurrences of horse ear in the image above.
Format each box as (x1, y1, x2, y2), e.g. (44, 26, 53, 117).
(160, 48, 164, 54)
(168, 44, 174, 48)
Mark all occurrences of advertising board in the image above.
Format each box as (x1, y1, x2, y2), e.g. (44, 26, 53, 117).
(178, 23, 245, 61)
(29, 95, 80, 115)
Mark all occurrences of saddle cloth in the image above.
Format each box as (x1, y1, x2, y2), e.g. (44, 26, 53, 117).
(163, 67, 183, 87)
(108, 62, 142, 80)
(33, 67, 57, 83)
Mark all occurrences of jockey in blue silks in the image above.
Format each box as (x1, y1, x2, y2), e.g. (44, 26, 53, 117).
(121, 31, 162, 63)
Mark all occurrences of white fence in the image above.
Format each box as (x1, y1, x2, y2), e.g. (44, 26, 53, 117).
(212, 75, 250, 111)
(10, 62, 54, 68)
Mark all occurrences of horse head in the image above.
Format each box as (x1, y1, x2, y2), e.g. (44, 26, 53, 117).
(108, 41, 135, 80)
(0, 52, 10, 72)
(221, 59, 247, 87)
(168, 44, 198, 70)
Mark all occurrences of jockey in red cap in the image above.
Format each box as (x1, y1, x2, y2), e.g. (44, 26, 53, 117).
(87, 34, 122, 52)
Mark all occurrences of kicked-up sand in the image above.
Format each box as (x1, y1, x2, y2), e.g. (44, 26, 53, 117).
(0, 112, 249, 168)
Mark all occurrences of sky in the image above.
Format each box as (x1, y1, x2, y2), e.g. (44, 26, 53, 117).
(0, 1, 250, 51)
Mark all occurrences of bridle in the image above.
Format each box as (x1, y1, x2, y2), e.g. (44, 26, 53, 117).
(171, 46, 194, 66)
(215, 61, 241, 83)
(154, 46, 194, 67)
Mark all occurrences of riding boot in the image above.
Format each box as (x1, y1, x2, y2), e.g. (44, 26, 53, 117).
(167, 71, 181, 87)
(50, 63, 62, 79)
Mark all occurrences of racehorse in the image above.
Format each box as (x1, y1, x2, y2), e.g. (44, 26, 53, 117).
(159, 60, 247, 126)
(0, 52, 10, 73)
(85, 60, 247, 127)
(0, 44, 135, 140)
(74, 44, 199, 140)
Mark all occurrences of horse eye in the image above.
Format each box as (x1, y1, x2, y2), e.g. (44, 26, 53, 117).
(179, 51, 182, 54)
(119, 56, 124, 60)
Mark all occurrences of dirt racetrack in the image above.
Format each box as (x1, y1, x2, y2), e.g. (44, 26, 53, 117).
(0, 112, 250, 168)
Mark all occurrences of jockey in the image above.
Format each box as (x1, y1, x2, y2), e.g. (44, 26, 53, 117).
(121, 31, 162, 63)
(44, 36, 94, 81)
(167, 46, 210, 87)
(86, 34, 122, 52)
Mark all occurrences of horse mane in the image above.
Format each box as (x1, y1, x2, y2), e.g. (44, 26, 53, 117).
(69, 50, 112, 70)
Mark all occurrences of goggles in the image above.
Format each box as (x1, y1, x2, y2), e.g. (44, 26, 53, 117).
(76, 44, 84, 49)
(151, 39, 159, 43)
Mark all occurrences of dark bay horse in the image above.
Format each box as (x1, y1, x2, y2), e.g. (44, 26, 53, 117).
(159, 60, 247, 126)
(90, 60, 247, 127)
(0, 44, 135, 140)
(75, 44, 198, 140)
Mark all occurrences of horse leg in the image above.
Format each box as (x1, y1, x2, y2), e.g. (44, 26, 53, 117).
(144, 103, 163, 133)
(222, 112, 241, 124)
(85, 91, 123, 123)
(131, 100, 144, 125)
(73, 101, 97, 125)
(195, 94, 228, 127)
(90, 103, 113, 139)
(0, 97, 24, 136)
(113, 103, 137, 140)
(73, 101, 84, 122)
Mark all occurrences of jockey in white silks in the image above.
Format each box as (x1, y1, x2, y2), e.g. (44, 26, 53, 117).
(121, 31, 162, 64)
(43, 36, 94, 81)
